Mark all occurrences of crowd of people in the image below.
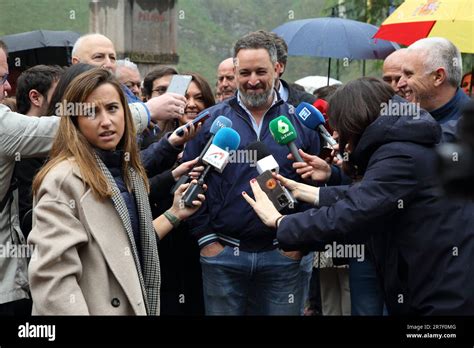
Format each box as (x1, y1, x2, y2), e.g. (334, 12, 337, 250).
(0, 28, 473, 316)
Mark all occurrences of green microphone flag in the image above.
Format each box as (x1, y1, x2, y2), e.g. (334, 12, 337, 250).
(269, 116, 303, 162)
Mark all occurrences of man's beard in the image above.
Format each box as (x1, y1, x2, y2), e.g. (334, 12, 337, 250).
(239, 81, 274, 108)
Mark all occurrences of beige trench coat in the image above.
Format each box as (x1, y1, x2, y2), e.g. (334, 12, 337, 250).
(28, 159, 157, 315)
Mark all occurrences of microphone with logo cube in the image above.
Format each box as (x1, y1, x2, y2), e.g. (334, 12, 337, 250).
(171, 115, 232, 194)
(246, 141, 297, 211)
(181, 127, 241, 207)
(295, 102, 343, 161)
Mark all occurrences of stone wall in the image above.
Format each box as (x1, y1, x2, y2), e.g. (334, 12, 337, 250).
(89, 0, 178, 76)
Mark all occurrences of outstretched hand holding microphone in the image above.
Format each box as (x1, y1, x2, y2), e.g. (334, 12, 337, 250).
(242, 172, 320, 229)
(295, 101, 342, 161)
(287, 149, 333, 183)
(243, 114, 321, 227)
(273, 101, 347, 184)
(181, 126, 241, 207)
(268, 114, 333, 183)
(171, 115, 233, 193)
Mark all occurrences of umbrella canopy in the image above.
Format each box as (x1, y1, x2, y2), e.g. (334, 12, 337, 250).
(294, 76, 341, 94)
(273, 17, 400, 60)
(374, 0, 474, 53)
(1, 30, 80, 52)
(1, 30, 81, 95)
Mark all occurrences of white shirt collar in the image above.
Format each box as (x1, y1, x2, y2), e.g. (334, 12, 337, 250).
(278, 80, 289, 102)
(236, 90, 278, 138)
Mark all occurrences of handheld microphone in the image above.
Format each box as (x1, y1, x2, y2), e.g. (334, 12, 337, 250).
(182, 127, 240, 207)
(313, 98, 334, 134)
(202, 127, 240, 173)
(269, 116, 304, 162)
(246, 141, 280, 174)
(197, 116, 233, 161)
(171, 116, 232, 193)
(295, 102, 342, 161)
(246, 141, 297, 209)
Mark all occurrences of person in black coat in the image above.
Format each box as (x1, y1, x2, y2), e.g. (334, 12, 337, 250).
(243, 77, 474, 315)
(148, 72, 215, 315)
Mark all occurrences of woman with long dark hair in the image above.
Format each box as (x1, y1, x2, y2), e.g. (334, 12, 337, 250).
(147, 72, 215, 315)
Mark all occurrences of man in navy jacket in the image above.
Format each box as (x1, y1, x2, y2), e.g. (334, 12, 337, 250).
(182, 31, 320, 315)
(397, 37, 471, 143)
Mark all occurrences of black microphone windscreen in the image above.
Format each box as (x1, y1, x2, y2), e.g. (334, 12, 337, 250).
(246, 141, 271, 160)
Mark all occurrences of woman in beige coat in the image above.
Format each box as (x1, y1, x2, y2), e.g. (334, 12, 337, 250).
(28, 68, 205, 315)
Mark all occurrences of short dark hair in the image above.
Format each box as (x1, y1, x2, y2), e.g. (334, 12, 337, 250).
(143, 66, 178, 99)
(313, 85, 341, 100)
(289, 83, 305, 92)
(47, 63, 95, 116)
(16, 65, 64, 114)
(233, 31, 277, 64)
(256, 30, 288, 67)
(327, 77, 394, 176)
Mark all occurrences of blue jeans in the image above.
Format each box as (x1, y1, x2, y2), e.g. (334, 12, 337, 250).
(200, 246, 307, 315)
(349, 257, 386, 315)
(299, 252, 314, 314)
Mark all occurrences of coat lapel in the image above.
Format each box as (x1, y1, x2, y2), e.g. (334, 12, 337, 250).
(93, 154, 160, 315)
(78, 191, 146, 314)
(130, 169, 160, 315)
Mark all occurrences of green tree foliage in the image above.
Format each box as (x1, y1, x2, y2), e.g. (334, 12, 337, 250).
(0, 0, 88, 36)
(0, 0, 470, 88)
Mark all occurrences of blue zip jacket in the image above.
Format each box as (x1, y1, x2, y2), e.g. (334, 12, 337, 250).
(182, 95, 320, 252)
(431, 88, 471, 143)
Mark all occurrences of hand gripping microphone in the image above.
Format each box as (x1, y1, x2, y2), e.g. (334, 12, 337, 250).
(201, 127, 240, 173)
(246, 141, 297, 210)
(269, 116, 304, 162)
(182, 127, 240, 207)
(171, 116, 232, 194)
(295, 102, 342, 161)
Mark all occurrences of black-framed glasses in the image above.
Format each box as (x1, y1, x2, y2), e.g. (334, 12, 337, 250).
(0, 73, 8, 85)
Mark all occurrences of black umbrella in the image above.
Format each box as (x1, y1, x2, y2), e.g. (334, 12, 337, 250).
(1, 30, 80, 68)
(1, 30, 80, 52)
(0, 30, 80, 93)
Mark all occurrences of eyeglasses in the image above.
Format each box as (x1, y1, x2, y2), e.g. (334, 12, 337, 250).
(0, 73, 8, 85)
(152, 87, 167, 96)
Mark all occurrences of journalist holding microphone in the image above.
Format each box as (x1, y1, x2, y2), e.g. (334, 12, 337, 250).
(243, 77, 474, 315)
